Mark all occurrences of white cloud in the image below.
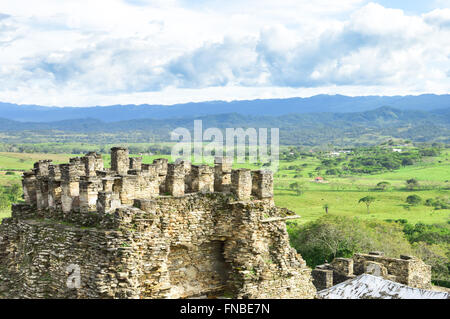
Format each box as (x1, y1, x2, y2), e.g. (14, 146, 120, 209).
(0, 0, 448, 106)
(424, 8, 450, 28)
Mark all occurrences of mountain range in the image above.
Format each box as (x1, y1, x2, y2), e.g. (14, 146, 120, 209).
(1, 94, 449, 122)
(0, 106, 448, 146)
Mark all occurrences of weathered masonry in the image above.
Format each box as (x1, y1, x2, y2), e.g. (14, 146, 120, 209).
(312, 251, 432, 291)
(0, 147, 317, 299)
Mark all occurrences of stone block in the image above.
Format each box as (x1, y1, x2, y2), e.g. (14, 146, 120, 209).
(251, 170, 273, 199)
(111, 147, 129, 175)
(231, 169, 252, 201)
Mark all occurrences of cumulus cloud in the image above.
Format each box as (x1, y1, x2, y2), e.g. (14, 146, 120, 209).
(0, 0, 449, 106)
(424, 8, 450, 28)
(165, 2, 449, 90)
(166, 36, 265, 88)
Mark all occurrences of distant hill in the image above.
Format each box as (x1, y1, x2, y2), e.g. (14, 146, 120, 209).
(0, 94, 449, 122)
(0, 106, 448, 146)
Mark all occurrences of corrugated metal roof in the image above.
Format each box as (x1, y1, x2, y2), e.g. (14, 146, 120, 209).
(318, 274, 449, 299)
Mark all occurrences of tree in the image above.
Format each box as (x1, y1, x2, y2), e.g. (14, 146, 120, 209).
(323, 203, 330, 214)
(402, 158, 414, 166)
(287, 215, 412, 268)
(376, 181, 391, 191)
(406, 194, 422, 206)
(289, 182, 304, 196)
(406, 178, 420, 190)
(358, 196, 376, 214)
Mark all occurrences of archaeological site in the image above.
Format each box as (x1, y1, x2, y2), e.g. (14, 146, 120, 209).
(0, 147, 442, 299)
(0, 147, 318, 299)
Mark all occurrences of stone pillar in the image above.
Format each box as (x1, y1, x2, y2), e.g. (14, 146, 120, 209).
(60, 163, 80, 214)
(79, 176, 101, 212)
(166, 162, 185, 196)
(70, 157, 86, 176)
(214, 156, 232, 192)
(153, 158, 168, 173)
(36, 177, 50, 211)
(97, 191, 121, 214)
(142, 164, 159, 196)
(34, 160, 52, 210)
(153, 158, 168, 193)
(179, 160, 192, 193)
(81, 154, 98, 177)
(191, 165, 214, 193)
(48, 179, 61, 210)
(48, 164, 62, 210)
(34, 160, 51, 176)
(111, 147, 129, 175)
(231, 169, 252, 201)
(115, 175, 138, 205)
(129, 157, 142, 171)
(49, 164, 61, 180)
(251, 170, 274, 199)
(85, 152, 104, 171)
(22, 171, 37, 206)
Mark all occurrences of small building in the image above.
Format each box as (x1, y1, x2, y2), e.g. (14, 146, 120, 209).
(314, 176, 324, 183)
(317, 274, 449, 299)
(312, 252, 432, 291)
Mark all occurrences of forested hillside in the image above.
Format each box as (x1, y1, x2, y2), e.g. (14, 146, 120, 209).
(0, 106, 448, 146)
(1, 94, 449, 122)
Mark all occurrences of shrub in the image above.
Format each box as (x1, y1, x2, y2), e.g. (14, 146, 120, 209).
(413, 242, 449, 282)
(406, 194, 422, 206)
(403, 223, 450, 245)
(425, 197, 449, 210)
(287, 215, 412, 268)
(325, 168, 341, 175)
(0, 193, 10, 210)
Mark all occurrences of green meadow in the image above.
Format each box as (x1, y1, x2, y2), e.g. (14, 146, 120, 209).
(0, 148, 449, 226)
(273, 151, 449, 225)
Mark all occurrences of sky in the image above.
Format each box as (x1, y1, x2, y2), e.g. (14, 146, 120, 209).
(0, 0, 449, 106)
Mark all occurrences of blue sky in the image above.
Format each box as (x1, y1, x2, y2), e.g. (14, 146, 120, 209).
(374, 0, 446, 14)
(0, 0, 449, 106)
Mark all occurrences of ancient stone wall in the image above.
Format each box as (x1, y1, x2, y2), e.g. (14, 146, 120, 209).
(0, 147, 316, 299)
(312, 251, 432, 291)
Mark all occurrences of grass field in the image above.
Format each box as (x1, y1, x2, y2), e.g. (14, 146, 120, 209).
(0, 150, 449, 225)
(273, 151, 450, 224)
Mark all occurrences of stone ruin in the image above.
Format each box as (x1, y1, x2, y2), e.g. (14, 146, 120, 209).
(0, 147, 317, 299)
(312, 251, 432, 291)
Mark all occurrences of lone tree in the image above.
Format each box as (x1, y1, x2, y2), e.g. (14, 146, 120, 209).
(289, 182, 303, 196)
(358, 196, 376, 214)
(323, 203, 330, 214)
(376, 181, 391, 191)
(406, 178, 420, 190)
